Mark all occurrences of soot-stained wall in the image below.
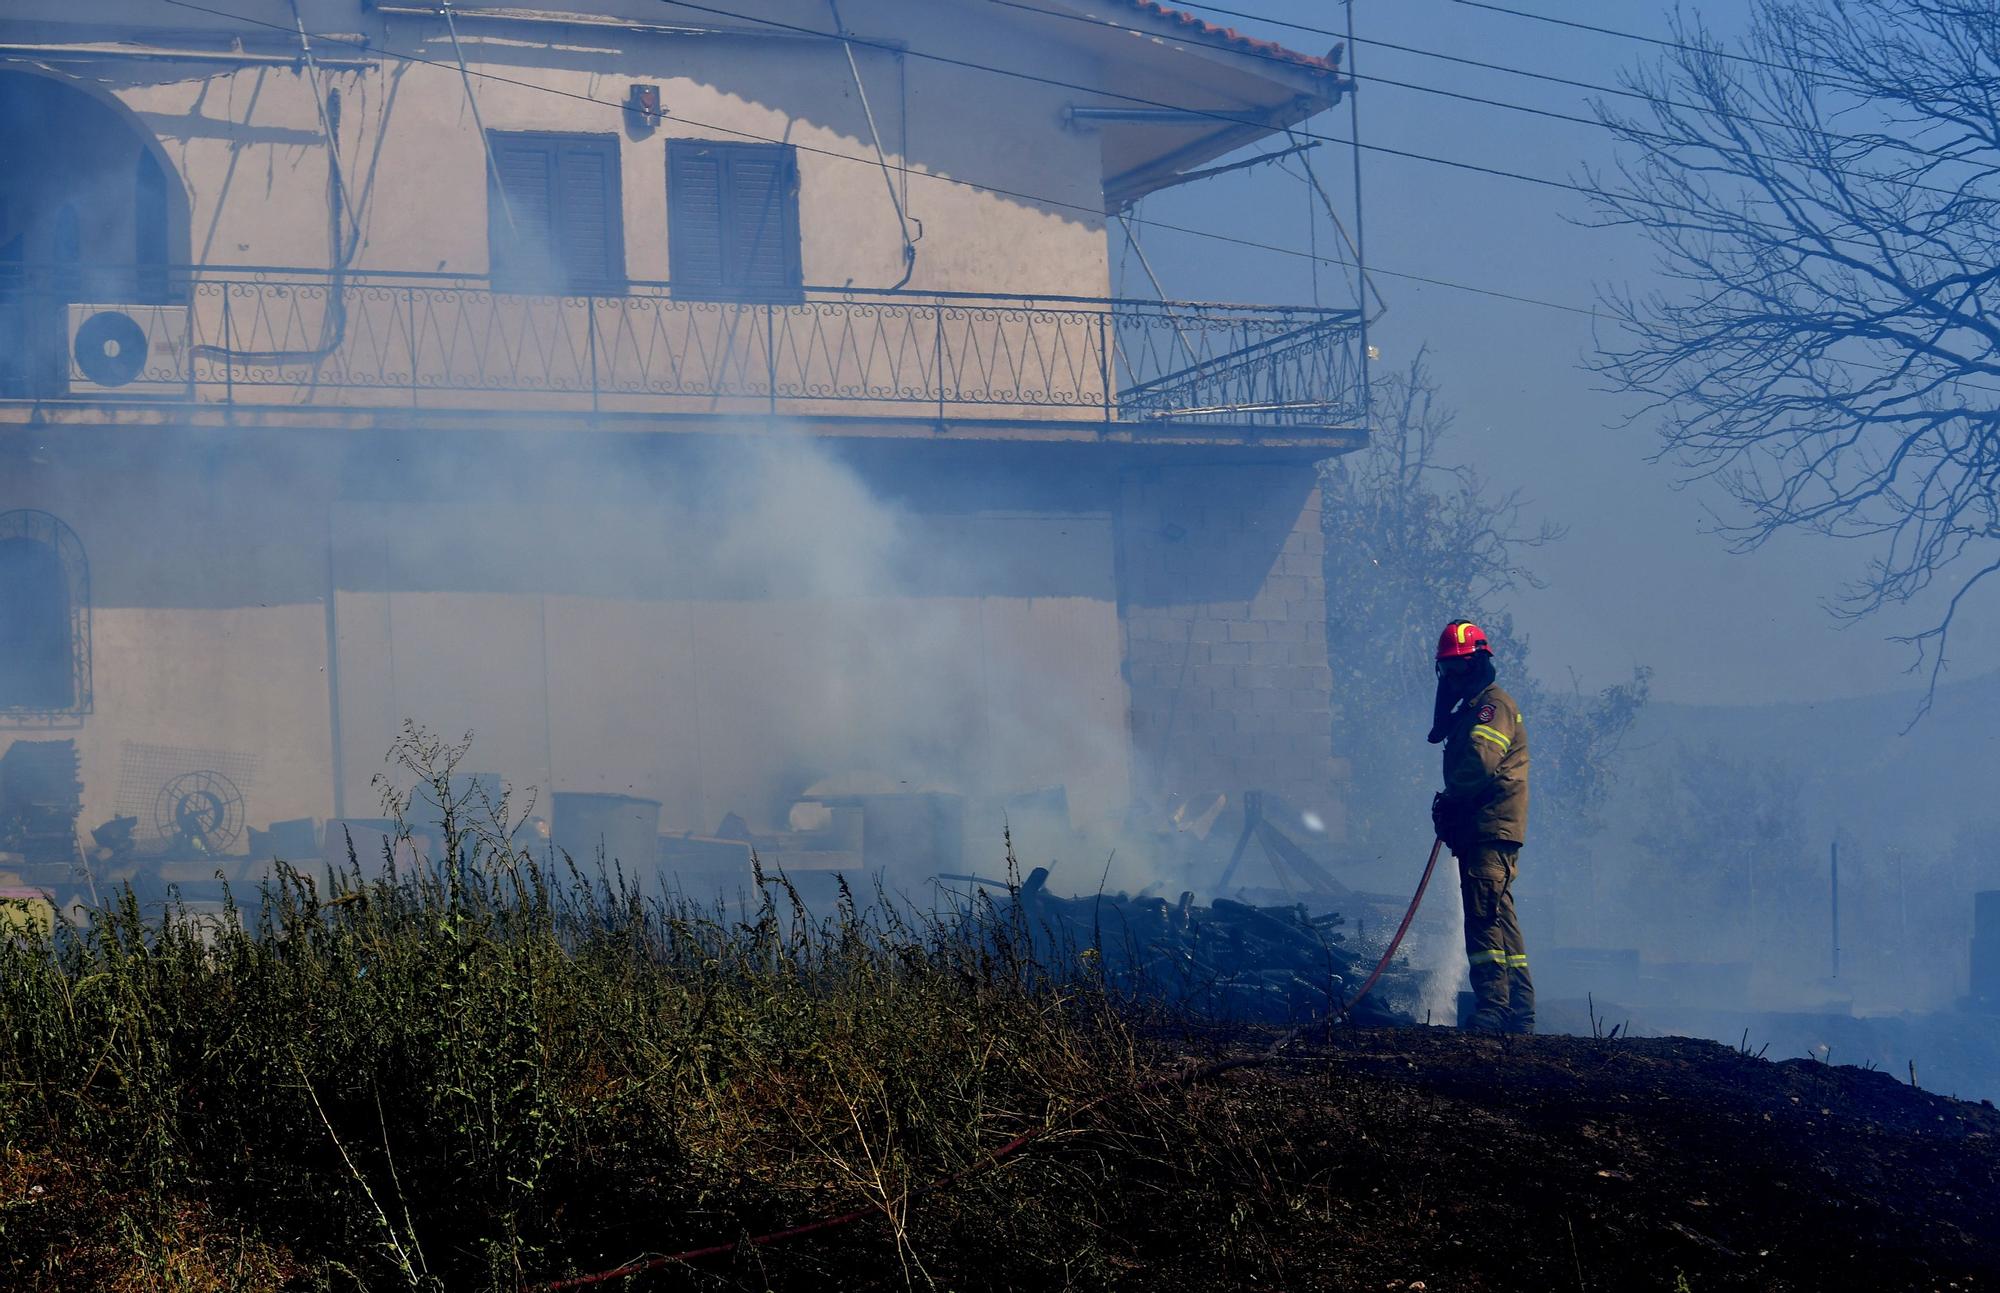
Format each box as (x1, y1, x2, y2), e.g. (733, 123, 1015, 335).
(0, 429, 1342, 866)
(1116, 463, 1341, 834)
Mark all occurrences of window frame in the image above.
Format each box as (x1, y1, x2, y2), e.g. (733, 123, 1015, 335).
(485, 129, 628, 295)
(0, 509, 91, 724)
(666, 139, 805, 304)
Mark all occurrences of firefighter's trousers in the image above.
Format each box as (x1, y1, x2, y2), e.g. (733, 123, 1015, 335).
(1456, 842, 1534, 1033)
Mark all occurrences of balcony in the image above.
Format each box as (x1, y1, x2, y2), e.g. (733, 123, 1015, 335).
(0, 268, 1366, 449)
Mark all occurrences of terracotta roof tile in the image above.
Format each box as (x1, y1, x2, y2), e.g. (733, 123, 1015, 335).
(1114, 0, 1346, 76)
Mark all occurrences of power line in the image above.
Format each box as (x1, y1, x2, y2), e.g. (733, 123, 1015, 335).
(1099, 0, 1968, 192)
(640, 2, 1778, 215)
(866, 0, 2000, 274)
(170, 0, 2000, 312)
(976, 0, 1981, 203)
(156, 0, 1602, 319)
(176, 0, 1998, 285)
(134, 0, 2000, 400)
(651, 0, 1655, 202)
(665, 0, 1995, 277)
(1444, 0, 1803, 75)
(651, 0, 1359, 151)
(152, 1, 1334, 269)
(1343, 70, 1975, 206)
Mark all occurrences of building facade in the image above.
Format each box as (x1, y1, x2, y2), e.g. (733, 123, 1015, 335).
(0, 0, 1364, 890)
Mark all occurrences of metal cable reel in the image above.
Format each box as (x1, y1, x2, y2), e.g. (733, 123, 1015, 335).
(153, 770, 245, 854)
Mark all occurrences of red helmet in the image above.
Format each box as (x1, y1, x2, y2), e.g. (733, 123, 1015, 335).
(1435, 619, 1492, 661)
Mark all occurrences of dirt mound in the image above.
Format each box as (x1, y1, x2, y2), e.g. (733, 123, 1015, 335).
(1150, 1028, 1999, 1291)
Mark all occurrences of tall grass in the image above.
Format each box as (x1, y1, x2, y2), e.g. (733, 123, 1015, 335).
(0, 730, 1164, 1291)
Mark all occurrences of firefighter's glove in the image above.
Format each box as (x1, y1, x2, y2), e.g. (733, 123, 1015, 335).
(1430, 791, 1464, 844)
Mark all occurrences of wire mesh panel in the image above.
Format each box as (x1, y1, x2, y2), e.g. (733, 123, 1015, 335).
(114, 742, 260, 853)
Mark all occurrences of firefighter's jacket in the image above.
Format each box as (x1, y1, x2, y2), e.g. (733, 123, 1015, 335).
(1440, 682, 1528, 846)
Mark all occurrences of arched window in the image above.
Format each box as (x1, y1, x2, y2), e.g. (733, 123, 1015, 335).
(0, 511, 90, 718)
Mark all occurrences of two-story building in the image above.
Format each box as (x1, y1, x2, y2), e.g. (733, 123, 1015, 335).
(0, 0, 1366, 891)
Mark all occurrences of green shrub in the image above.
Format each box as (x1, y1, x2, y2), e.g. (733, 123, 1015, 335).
(0, 731, 1147, 1291)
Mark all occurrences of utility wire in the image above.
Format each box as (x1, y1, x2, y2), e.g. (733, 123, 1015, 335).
(975, 0, 1988, 204)
(1345, 69, 1976, 206)
(648, 0, 2000, 279)
(651, 0, 1678, 201)
(1444, 0, 1809, 76)
(653, 0, 1750, 204)
(1343, 0, 1371, 419)
(288, 0, 362, 238)
(215, 0, 1991, 331)
(171, 0, 1995, 304)
(1117, 212, 1203, 365)
(160, 0, 1604, 319)
(437, 0, 516, 238)
(994, 0, 1970, 191)
(159, 0, 2000, 396)
(190, 0, 2000, 318)
(1157, 1, 1745, 121)
(826, 0, 919, 288)
(186, 0, 1836, 244)
(155, 0, 1356, 279)
(649, 0, 1363, 152)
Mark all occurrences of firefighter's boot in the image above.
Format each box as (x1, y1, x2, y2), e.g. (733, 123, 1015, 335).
(1466, 949, 1512, 1031)
(1504, 954, 1535, 1035)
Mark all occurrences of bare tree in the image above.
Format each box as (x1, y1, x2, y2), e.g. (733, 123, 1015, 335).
(1587, 0, 2000, 711)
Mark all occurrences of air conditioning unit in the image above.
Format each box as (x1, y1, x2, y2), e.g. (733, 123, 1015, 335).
(66, 302, 190, 394)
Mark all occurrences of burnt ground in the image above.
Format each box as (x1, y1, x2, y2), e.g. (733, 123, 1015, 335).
(1125, 1027, 2000, 1293)
(9, 1019, 1996, 1291)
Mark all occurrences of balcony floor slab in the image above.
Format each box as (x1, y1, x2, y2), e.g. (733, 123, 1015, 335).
(0, 399, 1367, 458)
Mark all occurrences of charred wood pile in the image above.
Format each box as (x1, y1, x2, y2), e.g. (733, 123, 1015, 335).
(966, 864, 1411, 1027)
(0, 740, 83, 873)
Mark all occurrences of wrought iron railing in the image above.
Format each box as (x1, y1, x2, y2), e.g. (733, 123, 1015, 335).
(2, 267, 1364, 431)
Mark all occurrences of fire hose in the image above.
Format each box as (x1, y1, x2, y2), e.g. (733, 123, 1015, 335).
(1338, 836, 1444, 1018)
(529, 839, 1447, 1291)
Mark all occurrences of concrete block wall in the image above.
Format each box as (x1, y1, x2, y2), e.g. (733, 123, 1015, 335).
(1116, 463, 1341, 825)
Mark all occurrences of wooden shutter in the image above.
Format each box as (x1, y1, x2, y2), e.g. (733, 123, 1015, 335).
(556, 139, 623, 289)
(667, 143, 726, 294)
(489, 135, 557, 290)
(726, 149, 800, 300)
(489, 132, 623, 292)
(668, 140, 801, 301)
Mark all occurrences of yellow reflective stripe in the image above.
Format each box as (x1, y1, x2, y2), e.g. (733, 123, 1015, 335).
(1471, 724, 1511, 750)
(1468, 949, 1509, 966)
(1507, 954, 1530, 968)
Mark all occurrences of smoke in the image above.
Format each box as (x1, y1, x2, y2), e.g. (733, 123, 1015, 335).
(1412, 867, 1467, 1026)
(303, 427, 1144, 895)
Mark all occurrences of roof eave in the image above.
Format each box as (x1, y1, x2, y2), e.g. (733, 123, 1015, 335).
(1107, 0, 1344, 76)
(1101, 90, 1331, 209)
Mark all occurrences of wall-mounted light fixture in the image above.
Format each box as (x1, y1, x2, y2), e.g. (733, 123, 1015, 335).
(625, 84, 663, 134)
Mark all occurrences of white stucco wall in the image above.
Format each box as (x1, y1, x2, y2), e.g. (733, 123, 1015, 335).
(0, 5, 1336, 887)
(0, 439, 1135, 869)
(4, 0, 1112, 297)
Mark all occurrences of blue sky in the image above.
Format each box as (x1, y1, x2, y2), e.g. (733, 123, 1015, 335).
(1129, 0, 2000, 706)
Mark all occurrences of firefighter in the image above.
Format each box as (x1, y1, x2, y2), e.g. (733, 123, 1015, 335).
(1427, 619, 1534, 1034)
